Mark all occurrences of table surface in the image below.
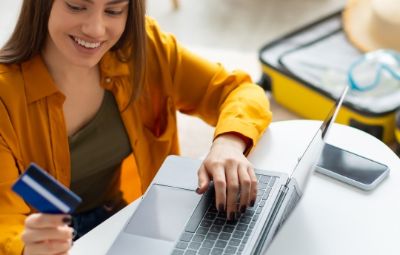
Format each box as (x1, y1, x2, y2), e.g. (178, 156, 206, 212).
(71, 120, 400, 255)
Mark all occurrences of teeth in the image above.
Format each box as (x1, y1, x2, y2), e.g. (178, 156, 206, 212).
(73, 37, 101, 49)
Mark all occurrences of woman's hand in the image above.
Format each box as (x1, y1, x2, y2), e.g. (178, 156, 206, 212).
(196, 133, 257, 221)
(22, 213, 74, 255)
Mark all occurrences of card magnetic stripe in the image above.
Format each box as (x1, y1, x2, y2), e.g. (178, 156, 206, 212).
(12, 175, 71, 214)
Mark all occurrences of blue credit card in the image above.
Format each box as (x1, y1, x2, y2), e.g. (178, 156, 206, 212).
(12, 163, 82, 214)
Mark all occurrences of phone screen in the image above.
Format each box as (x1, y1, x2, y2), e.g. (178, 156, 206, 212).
(317, 143, 389, 187)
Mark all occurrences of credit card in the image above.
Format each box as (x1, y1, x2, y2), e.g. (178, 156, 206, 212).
(12, 163, 82, 214)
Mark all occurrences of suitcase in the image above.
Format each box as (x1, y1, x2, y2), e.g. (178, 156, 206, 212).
(258, 11, 399, 145)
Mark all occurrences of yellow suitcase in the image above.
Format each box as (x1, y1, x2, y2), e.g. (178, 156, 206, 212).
(259, 12, 399, 145)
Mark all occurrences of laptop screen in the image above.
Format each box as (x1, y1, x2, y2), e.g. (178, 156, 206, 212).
(288, 86, 348, 191)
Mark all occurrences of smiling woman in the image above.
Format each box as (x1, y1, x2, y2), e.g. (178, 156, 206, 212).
(0, 0, 272, 255)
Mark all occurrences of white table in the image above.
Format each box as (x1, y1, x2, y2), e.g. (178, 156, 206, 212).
(71, 120, 400, 255)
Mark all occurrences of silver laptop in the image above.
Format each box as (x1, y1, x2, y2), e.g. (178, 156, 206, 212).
(107, 87, 348, 255)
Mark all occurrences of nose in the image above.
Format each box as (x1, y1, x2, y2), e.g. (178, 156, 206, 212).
(81, 12, 106, 39)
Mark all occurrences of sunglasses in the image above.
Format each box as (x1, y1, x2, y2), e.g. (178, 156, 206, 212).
(348, 49, 400, 92)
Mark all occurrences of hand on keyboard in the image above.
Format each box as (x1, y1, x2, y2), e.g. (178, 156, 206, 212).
(196, 133, 257, 221)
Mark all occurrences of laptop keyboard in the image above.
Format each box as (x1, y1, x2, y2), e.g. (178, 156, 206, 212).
(171, 174, 277, 255)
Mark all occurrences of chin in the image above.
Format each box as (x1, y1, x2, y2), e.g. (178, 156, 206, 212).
(67, 55, 103, 69)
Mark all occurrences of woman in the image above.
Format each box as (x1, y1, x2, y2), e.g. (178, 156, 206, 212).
(0, 0, 271, 254)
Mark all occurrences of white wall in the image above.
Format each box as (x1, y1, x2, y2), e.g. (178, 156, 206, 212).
(0, 0, 22, 48)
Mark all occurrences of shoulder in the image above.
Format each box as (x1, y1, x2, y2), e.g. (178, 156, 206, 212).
(0, 62, 25, 106)
(145, 16, 178, 51)
(0, 62, 20, 75)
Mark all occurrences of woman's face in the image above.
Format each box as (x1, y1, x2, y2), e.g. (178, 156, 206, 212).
(45, 0, 129, 68)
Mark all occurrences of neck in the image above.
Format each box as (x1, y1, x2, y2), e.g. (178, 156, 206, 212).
(41, 39, 100, 91)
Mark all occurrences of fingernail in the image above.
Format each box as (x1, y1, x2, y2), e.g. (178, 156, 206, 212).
(250, 200, 255, 207)
(229, 212, 235, 221)
(240, 205, 247, 214)
(218, 204, 225, 213)
(195, 188, 201, 194)
(62, 216, 72, 225)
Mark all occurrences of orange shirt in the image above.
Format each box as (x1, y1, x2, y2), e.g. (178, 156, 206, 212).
(0, 17, 271, 254)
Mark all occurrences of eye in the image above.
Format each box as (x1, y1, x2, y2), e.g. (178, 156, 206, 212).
(66, 2, 86, 12)
(105, 9, 125, 16)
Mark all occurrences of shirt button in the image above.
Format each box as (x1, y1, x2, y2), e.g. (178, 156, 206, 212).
(105, 77, 112, 83)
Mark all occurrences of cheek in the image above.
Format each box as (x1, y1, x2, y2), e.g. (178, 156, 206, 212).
(111, 19, 128, 41)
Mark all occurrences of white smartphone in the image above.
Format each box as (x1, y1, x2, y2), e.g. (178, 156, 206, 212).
(316, 143, 390, 191)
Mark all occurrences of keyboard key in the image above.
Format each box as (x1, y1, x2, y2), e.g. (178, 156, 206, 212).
(236, 224, 248, 232)
(232, 231, 245, 239)
(268, 177, 276, 187)
(215, 240, 227, 249)
(239, 217, 251, 224)
(198, 247, 211, 255)
(205, 213, 217, 220)
(201, 220, 213, 228)
(244, 209, 255, 217)
(249, 221, 255, 229)
(196, 227, 209, 235)
(171, 249, 184, 255)
(259, 175, 270, 184)
(252, 214, 259, 221)
(210, 225, 222, 233)
(219, 232, 231, 240)
(214, 218, 225, 225)
(222, 225, 235, 233)
(180, 232, 193, 242)
(184, 250, 197, 255)
(202, 239, 215, 248)
(188, 242, 201, 250)
(228, 238, 241, 246)
(225, 246, 238, 254)
(217, 211, 227, 218)
(211, 248, 224, 255)
(175, 241, 189, 250)
(206, 233, 219, 240)
(262, 187, 271, 200)
(193, 234, 206, 242)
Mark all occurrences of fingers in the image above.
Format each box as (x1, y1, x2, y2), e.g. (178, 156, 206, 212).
(22, 225, 73, 244)
(25, 214, 71, 229)
(225, 164, 239, 221)
(248, 167, 258, 207)
(23, 239, 72, 255)
(196, 164, 210, 194)
(238, 165, 251, 213)
(22, 213, 73, 255)
(211, 164, 227, 213)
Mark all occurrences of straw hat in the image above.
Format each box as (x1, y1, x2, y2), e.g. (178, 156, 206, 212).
(343, 0, 400, 52)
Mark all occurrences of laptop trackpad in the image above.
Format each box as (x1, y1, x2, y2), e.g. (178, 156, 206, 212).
(124, 184, 201, 242)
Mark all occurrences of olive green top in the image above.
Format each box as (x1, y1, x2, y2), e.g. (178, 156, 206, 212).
(69, 91, 132, 213)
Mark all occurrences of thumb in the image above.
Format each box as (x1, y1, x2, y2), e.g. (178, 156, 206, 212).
(196, 164, 210, 194)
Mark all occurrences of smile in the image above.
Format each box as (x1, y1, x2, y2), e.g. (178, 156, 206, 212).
(72, 36, 102, 49)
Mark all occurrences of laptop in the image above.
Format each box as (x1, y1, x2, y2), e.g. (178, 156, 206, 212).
(107, 86, 348, 255)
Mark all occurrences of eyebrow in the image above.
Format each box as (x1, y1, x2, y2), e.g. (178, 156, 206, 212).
(82, 0, 129, 5)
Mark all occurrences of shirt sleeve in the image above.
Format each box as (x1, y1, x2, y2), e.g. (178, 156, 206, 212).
(146, 17, 272, 152)
(0, 103, 29, 255)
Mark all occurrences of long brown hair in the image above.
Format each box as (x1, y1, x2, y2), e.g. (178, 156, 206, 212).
(0, 0, 147, 100)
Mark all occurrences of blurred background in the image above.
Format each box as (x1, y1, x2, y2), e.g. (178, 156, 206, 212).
(0, 0, 346, 157)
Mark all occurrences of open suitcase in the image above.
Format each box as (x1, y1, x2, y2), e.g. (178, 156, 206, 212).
(258, 11, 400, 146)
